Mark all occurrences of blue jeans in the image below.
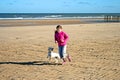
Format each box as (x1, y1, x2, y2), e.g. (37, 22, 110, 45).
(58, 45, 66, 58)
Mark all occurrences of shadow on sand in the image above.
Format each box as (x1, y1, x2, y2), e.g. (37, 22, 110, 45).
(0, 61, 62, 66)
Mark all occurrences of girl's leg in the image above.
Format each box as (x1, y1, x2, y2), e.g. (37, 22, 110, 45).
(63, 45, 71, 62)
(67, 54, 71, 62)
(58, 46, 66, 64)
(62, 45, 67, 64)
(58, 46, 64, 58)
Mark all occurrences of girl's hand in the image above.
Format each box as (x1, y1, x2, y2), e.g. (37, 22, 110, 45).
(61, 39, 64, 43)
(55, 41, 57, 44)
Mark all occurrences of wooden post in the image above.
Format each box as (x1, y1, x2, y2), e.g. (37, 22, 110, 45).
(104, 16, 120, 22)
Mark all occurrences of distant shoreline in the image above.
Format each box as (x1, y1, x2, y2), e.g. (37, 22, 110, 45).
(0, 18, 119, 27)
(0, 13, 120, 20)
(0, 13, 119, 27)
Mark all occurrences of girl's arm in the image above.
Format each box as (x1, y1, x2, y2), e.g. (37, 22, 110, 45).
(64, 32, 69, 41)
(54, 33, 57, 43)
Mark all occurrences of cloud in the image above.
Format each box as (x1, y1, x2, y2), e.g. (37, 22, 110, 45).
(62, 1, 91, 8)
(8, 3, 14, 5)
(78, 1, 90, 5)
(62, 1, 71, 7)
(104, 5, 115, 8)
(8, 0, 17, 5)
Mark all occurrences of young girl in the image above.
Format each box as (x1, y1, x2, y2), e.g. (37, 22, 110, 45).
(54, 25, 71, 64)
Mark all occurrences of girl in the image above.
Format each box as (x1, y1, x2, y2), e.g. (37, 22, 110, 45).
(54, 25, 71, 64)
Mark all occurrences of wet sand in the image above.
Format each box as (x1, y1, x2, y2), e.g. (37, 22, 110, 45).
(0, 19, 83, 27)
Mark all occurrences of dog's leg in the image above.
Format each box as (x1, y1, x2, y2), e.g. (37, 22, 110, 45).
(55, 58, 58, 63)
(48, 57, 51, 63)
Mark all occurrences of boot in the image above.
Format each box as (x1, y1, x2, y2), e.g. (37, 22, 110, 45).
(62, 58, 66, 65)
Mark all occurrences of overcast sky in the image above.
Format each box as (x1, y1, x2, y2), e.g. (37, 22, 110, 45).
(0, 0, 120, 13)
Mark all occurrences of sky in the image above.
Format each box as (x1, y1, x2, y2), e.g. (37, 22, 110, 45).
(0, 0, 120, 13)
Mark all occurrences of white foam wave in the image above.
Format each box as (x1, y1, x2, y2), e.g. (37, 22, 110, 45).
(0, 16, 104, 20)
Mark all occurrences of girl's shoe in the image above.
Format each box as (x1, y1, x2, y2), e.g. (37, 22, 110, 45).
(62, 61, 66, 65)
(62, 58, 66, 65)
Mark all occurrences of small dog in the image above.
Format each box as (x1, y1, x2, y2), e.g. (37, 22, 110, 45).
(47, 47, 71, 63)
(47, 47, 60, 63)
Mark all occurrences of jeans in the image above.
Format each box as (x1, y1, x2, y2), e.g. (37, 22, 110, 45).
(58, 45, 66, 58)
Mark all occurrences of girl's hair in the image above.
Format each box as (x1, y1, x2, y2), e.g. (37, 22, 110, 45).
(56, 25, 62, 29)
(55, 25, 62, 33)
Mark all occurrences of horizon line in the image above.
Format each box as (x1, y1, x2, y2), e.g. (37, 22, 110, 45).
(0, 12, 120, 14)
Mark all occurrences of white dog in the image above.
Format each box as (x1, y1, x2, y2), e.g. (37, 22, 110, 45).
(47, 47, 71, 63)
(47, 47, 60, 63)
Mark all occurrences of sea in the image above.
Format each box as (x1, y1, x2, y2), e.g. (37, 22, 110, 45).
(0, 13, 120, 20)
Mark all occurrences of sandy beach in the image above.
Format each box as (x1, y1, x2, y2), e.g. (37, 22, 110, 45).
(0, 19, 120, 80)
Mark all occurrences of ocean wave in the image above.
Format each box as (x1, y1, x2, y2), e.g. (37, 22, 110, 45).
(43, 15, 62, 18)
(0, 16, 105, 20)
(0, 17, 23, 20)
(0, 13, 119, 20)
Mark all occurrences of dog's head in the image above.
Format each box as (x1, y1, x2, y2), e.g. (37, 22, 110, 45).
(48, 47, 54, 52)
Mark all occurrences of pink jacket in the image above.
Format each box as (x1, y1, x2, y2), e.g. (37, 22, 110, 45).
(55, 31, 69, 46)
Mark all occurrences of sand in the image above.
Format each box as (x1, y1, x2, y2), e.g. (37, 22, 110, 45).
(0, 20, 120, 80)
